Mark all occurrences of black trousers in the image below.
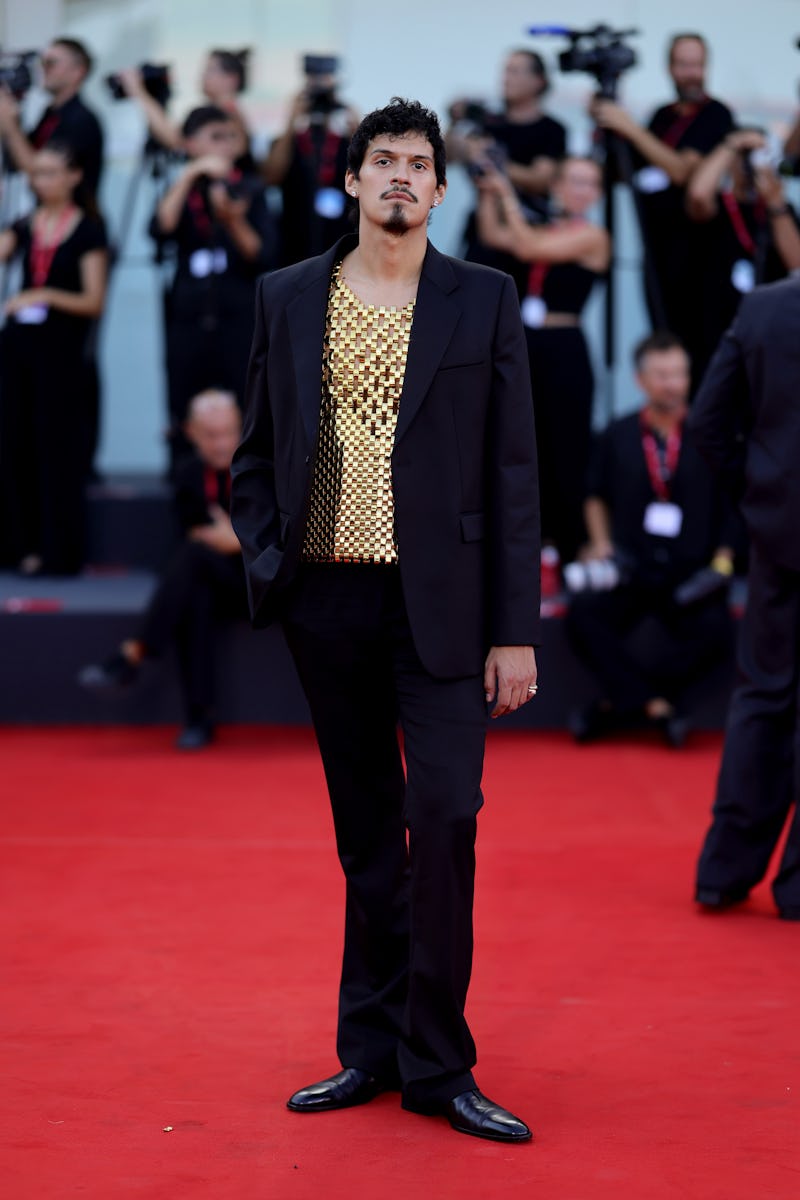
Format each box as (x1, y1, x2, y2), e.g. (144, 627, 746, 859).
(281, 563, 489, 1107)
(696, 544, 800, 909)
(566, 582, 732, 712)
(525, 326, 593, 563)
(138, 541, 246, 722)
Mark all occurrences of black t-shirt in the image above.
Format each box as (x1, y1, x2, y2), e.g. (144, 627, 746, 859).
(278, 119, 352, 266)
(29, 94, 105, 203)
(150, 174, 277, 319)
(8, 212, 106, 341)
(173, 455, 232, 533)
(587, 410, 731, 589)
(463, 111, 568, 296)
(637, 97, 735, 259)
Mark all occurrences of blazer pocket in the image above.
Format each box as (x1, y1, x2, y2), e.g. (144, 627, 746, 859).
(460, 512, 485, 542)
(438, 359, 486, 373)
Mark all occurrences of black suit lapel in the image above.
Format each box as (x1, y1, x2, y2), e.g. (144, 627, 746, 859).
(395, 243, 461, 445)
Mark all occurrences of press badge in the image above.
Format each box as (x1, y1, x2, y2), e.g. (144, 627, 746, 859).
(315, 187, 346, 219)
(635, 166, 670, 194)
(731, 258, 755, 294)
(521, 296, 547, 328)
(14, 304, 48, 324)
(644, 501, 683, 538)
(189, 248, 228, 278)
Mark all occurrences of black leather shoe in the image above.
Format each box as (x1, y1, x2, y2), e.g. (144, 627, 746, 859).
(695, 887, 749, 911)
(406, 1089, 532, 1143)
(287, 1067, 384, 1113)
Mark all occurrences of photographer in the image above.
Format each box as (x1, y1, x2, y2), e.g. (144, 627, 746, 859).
(447, 49, 566, 296)
(0, 38, 104, 206)
(0, 140, 108, 576)
(476, 155, 609, 570)
(686, 129, 800, 385)
(150, 106, 276, 463)
(565, 332, 736, 746)
(263, 55, 359, 265)
(590, 33, 734, 370)
(78, 390, 246, 751)
(116, 49, 256, 174)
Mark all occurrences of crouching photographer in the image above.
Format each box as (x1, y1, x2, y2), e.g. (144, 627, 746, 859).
(565, 332, 737, 746)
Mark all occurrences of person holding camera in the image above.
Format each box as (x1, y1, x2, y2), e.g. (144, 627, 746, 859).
(78, 390, 246, 750)
(590, 33, 734, 375)
(0, 140, 108, 576)
(476, 155, 609, 572)
(565, 332, 736, 747)
(0, 38, 104, 206)
(116, 49, 256, 174)
(150, 105, 276, 463)
(263, 55, 360, 265)
(685, 128, 800, 388)
(447, 49, 566, 297)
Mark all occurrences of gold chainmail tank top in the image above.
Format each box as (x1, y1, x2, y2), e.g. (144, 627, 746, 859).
(302, 259, 415, 564)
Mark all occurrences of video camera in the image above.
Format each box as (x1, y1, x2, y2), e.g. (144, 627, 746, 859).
(0, 50, 37, 100)
(106, 63, 172, 107)
(303, 54, 341, 116)
(528, 24, 638, 99)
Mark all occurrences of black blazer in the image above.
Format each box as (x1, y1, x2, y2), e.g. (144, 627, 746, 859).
(230, 235, 541, 679)
(689, 275, 800, 572)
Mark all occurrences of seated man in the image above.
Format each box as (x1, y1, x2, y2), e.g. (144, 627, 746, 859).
(79, 390, 246, 748)
(565, 332, 737, 746)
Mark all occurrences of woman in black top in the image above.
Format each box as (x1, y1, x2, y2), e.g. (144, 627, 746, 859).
(0, 140, 108, 574)
(477, 156, 610, 571)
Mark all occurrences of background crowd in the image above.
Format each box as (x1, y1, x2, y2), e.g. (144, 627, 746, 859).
(1, 23, 799, 747)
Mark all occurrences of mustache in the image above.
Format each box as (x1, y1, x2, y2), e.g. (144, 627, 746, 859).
(380, 187, 417, 202)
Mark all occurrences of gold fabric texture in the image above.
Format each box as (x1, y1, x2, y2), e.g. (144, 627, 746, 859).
(302, 260, 415, 564)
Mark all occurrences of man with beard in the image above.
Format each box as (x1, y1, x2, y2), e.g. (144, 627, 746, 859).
(231, 98, 540, 1142)
(591, 33, 735, 383)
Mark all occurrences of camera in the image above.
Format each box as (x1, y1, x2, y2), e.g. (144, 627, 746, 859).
(528, 24, 638, 100)
(106, 63, 172, 107)
(0, 50, 36, 100)
(303, 53, 341, 117)
(466, 140, 508, 180)
(563, 557, 623, 593)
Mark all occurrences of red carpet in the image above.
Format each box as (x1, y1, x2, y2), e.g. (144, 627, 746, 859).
(1, 726, 798, 1199)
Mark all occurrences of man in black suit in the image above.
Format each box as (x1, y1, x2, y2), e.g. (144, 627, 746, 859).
(231, 98, 540, 1142)
(691, 276, 800, 920)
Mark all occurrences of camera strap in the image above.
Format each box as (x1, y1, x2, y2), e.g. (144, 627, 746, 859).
(720, 191, 766, 258)
(660, 98, 710, 149)
(297, 127, 342, 188)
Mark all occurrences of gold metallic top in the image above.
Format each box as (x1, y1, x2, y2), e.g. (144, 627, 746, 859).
(302, 259, 415, 564)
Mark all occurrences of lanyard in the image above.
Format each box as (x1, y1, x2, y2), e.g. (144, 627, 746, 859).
(640, 415, 682, 502)
(720, 191, 766, 258)
(527, 261, 549, 297)
(187, 169, 244, 242)
(33, 109, 61, 149)
(296, 126, 344, 188)
(203, 466, 231, 509)
(29, 206, 78, 287)
(660, 98, 709, 148)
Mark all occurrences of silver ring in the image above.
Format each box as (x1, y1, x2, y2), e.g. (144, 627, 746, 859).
(527, 685, 538, 695)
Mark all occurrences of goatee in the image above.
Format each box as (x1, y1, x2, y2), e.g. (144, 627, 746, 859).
(382, 202, 409, 236)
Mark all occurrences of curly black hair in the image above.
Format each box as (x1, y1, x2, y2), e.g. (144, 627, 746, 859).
(347, 97, 446, 185)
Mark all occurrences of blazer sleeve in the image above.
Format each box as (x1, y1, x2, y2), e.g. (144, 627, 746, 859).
(230, 278, 282, 613)
(486, 274, 542, 646)
(688, 305, 751, 500)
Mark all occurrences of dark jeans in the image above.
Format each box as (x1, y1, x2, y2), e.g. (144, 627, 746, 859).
(696, 544, 800, 909)
(281, 562, 489, 1106)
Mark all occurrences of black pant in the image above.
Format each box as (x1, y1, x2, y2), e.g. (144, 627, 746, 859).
(525, 326, 593, 563)
(696, 544, 800, 909)
(566, 582, 732, 712)
(281, 563, 489, 1106)
(138, 541, 246, 722)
